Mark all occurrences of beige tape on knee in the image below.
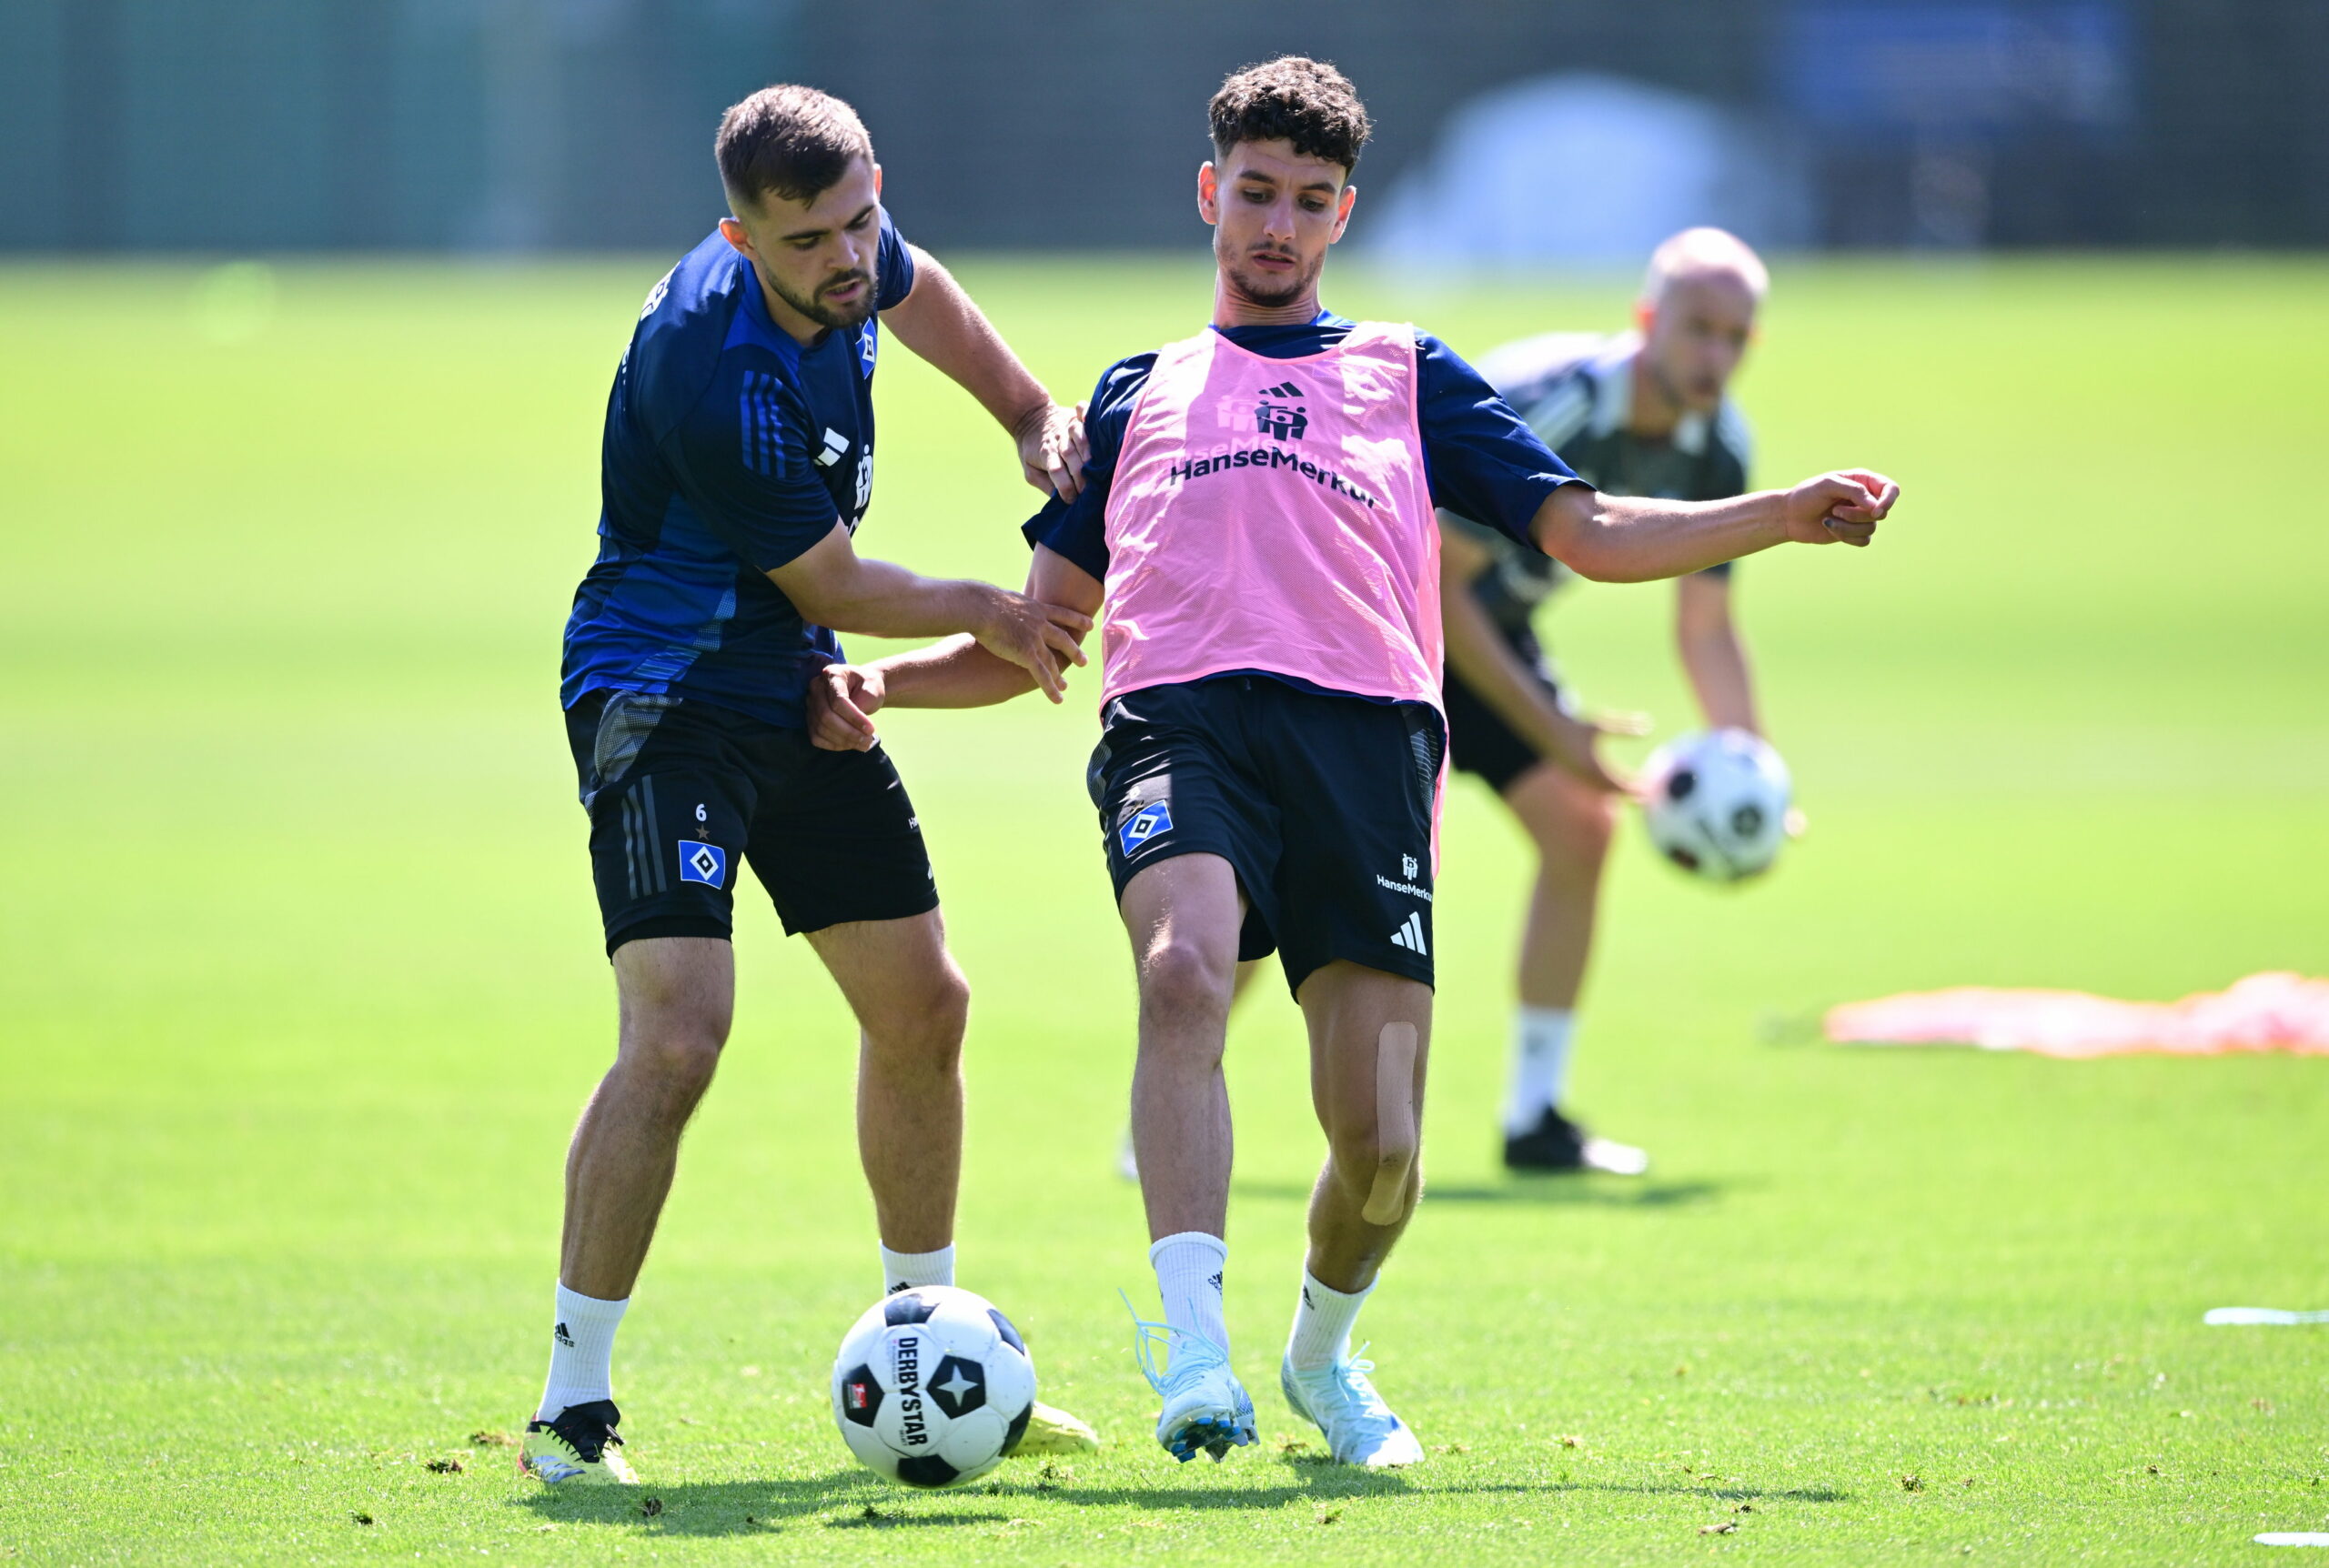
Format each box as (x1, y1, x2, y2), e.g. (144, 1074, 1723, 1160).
(1361, 1022, 1419, 1225)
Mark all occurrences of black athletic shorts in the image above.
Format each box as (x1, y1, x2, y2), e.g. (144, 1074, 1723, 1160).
(1443, 635, 1574, 795)
(1087, 676, 1444, 997)
(566, 689, 939, 956)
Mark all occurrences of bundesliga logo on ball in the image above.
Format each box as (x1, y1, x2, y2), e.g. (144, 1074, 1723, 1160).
(831, 1286, 1038, 1488)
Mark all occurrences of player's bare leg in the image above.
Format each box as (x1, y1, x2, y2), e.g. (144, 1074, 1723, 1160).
(1504, 763, 1612, 1013)
(528, 934, 733, 1483)
(808, 910, 967, 1257)
(1120, 853, 1255, 1460)
(1279, 959, 1430, 1468)
(1117, 956, 1265, 1182)
(1124, 855, 1245, 1240)
(1296, 962, 1431, 1290)
(808, 907, 1096, 1454)
(1497, 764, 1646, 1174)
(563, 936, 736, 1299)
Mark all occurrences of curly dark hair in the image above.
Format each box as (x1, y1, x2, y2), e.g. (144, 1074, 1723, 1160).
(1208, 56, 1372, 174)
(716, 85, 873, 210)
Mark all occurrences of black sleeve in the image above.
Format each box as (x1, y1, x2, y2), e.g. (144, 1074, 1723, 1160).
(665, 371, 843, 574)
(1414, 332, 1587, 550)
(1021, 353, 1155, 581)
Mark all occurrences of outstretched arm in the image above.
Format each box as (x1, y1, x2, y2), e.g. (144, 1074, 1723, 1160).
(805, 545, 1104, 750)
(882, 246, 1090, 499)
(1676, 572, 1759, 734)
(1532, 470, 1900, 583)
(771, 524, 1090, 705)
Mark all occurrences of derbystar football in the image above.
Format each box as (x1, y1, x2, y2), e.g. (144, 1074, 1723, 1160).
(1638, 728, 1792, 881)
(831, 1285, 1038, 1488)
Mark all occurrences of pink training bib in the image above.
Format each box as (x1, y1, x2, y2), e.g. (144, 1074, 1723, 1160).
(1097, 321, 1442, 715)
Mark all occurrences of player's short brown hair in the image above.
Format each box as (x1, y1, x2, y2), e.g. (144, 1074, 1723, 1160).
(1208, 56, 1372, 175)
(716, 85, 873, 211)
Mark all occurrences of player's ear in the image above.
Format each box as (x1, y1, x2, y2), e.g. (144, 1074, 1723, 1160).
(1329, 182, 1357, 243)
(872, 162, 883, 197)
(1197, 161, 1219, 226)
(718, 216, 753, 259)
(1633, 297, 1658, 337)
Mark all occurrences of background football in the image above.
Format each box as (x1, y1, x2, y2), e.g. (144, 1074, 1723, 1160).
(1638, 729, 1793, 881)
(830, 1286, 1038, 1489)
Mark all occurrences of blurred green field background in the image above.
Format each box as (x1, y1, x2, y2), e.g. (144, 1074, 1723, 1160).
(0, 255, 2324, 1564)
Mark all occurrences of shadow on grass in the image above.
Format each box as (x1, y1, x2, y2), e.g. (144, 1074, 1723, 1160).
(513, 1460, 1422, 1535)
(1231, 1177, 1729, 1209)
(518, 1477, 875, 1536)
(995, 1475, 1420, 1511)
(514, 1461, 1845, 1536)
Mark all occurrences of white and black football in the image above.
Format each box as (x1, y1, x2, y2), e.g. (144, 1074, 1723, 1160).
(831, 1285, 1038, 1488)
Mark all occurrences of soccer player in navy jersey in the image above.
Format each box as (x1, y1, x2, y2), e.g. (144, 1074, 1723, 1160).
(526, 85, 1095, 1483)
(804, 59, 1897, 1470)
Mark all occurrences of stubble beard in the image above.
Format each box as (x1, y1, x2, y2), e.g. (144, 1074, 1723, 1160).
(1223, 243, 1322, 312)
(771, 265, 878, 333)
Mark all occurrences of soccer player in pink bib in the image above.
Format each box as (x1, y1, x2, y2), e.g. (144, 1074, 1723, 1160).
(807, 57, 1899, 1469)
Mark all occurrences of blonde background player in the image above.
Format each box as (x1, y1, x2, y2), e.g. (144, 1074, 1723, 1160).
(1444, 227, 1774, 1176)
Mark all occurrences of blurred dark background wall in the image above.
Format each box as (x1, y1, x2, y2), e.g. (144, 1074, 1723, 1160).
(3, 0, 2324, 253)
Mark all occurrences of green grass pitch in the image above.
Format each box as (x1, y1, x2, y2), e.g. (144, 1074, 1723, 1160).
(1, 255, 2325, 1564)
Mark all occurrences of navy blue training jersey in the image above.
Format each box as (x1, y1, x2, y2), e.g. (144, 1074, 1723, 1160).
(1023, 312, 1582, 581)
(561, 216, 916, 728)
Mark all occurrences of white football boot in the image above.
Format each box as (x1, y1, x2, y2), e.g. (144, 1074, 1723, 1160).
(1130, 1312, 1256, 1463)
(1281, 1350, 1425, 1469)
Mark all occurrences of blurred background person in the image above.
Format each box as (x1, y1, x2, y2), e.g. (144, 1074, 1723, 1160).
(1439, 228, 1768, 1174)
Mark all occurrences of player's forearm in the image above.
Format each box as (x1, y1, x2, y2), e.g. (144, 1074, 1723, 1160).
(865, 634, 1041, 709)
(885, 247, 1049, 438)
(1443, 586, 1574, 759)
(1534, 487, 1786, 584)
(1676, 574, 1759, 732)
(1679, 626, 1760, 734)
(791, 558, 1010, 643)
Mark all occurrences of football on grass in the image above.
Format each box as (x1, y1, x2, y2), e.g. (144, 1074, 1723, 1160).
(1639, 729, 1792, 881)
(831, 1285, 1037, 1488)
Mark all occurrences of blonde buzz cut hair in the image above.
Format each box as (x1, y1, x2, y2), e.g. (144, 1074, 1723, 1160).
(1640, 227, 1770, 307)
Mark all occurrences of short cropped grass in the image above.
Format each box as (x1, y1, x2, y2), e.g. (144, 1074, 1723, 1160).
(1, 254, 2324, 1565)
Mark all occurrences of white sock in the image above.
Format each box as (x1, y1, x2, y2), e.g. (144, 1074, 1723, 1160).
(881, 1243, 955, 1295)
(1150, 1231, 1229, 1352)
(1503, 1005, 1577, 1134)
(1285, 1269, 1372, 1372)
(537, 1283, 627, 1422)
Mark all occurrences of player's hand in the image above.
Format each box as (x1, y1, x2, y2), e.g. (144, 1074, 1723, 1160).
(1781, 469, 1901, 547)
(1016, 400, 1090, 502)
(807, 663, 886, 751)
(973, 588, 1091, 704)
(1543, 706, 1646, 796)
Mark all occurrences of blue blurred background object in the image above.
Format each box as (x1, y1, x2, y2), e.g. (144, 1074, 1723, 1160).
(4, 0, 2326, 255)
